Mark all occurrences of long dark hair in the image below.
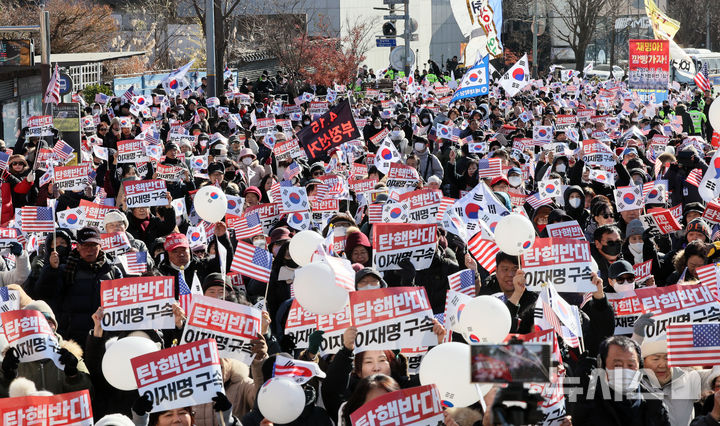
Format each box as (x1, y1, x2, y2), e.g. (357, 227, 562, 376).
(341, 374, 399, 425)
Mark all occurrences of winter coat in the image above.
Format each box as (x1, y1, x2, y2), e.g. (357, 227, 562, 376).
(414, 149, 443, 182)
(413, 246, 460, 313)
(0, 171, 32, 226)
(125, 206, 177, 249)
(569, 382, 670, 426)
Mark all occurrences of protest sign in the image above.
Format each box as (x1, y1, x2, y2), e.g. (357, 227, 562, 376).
(582, 140, 615, 170)
(0, 390, 93, 426)
(640, 208, 682, 234)
(297, 100, 360, 161)
(244, 203, 281, 234)
(349, 178, 378, 195)
(100, 231, 131, 256)
(628, 39, 669, 103)
(254, 117, 277, 137)
(79, 199, 115, 230)
(386, 163, 421, 194)
(1, 310, 61, 366)
(117, 139, 148, 163)
(350, 384, 443, 426)
(604, 291, 647, 335)
(123, 179, 169, 208)
(101, 276, 176, 331)
(27, 115, 54, 137)
(555, 115, 577, 131)
(634, 282, 720, 339)
(546, 220, 585, 240)
(398, 189, 445, 224)
(156, 164, 185, 182)
(349, 287, 436, 351)
(273, 138, 306, 161)
(282, 300, 349, 355)
(131, 339, 224, 413)
(372, 223, 437, 271)
(0, 227, 20, 248)
(633, 259, 653, 284)
(53, 165, 88, 191)
(180, 295, 262, 365)
(521, 238, 594, 292)
(703, 200, 720, 224)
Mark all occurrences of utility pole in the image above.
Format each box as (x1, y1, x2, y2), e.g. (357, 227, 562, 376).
(205, 0, 216, 98)
(403, 0, 410, 75)
(532, 0, 538, 78)
(707, 14, 711, 50)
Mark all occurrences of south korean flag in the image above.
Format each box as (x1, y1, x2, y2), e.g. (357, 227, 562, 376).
(381, 201, 410, 223)
(614, 185, 644, 212)
(643, 182, 666, 204)
(286, 210, 312, 231)
(281, 186, 309, 213)
(538, 179, 562, 200)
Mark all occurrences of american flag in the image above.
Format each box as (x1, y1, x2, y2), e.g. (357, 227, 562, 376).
(448, 269, 476, 296)
(686, 168, 703, 187)
(52, 140, 75, 163)
(526, 192, 554, 209)
(178, 271, 193, 314)
(325, 255, 355, 291)
(694, 63, 712, 93)
(20, 206, 54, 233)
(467, 233, 499, 274)
(234, 212, 263, 239)
(122, 85, 136, 103)
(695, 263, 718, 287)
(43, 64, 61, 104)
(367, 204, 384, 223)
(283, 162, 301, 181)
(314, 183, 329, 200)
(543, 285, 581, 348)
(667, 322, 720, 367)
(475, 158, 503, 179)
(125, 252, 148, 275)
(0, 152, 9, 171)
(435, 196, 455, 221)
(230, 240, 273, 282)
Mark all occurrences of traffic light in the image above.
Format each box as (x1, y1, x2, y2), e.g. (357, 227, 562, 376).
(383, 22, 396, 36)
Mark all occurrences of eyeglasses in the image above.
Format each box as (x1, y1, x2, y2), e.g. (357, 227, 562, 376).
(599, 213, 613, 219)
(615, 275, 635, 284)
(98, 127, 108, 131)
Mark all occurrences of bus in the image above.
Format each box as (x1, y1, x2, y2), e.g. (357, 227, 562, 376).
(672, 48, 720, 90)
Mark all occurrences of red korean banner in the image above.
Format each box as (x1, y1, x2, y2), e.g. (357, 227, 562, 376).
(273, 138, 306, 161)
(131, 339, 223, 413)
(101, 276, 176, 331)
(1, 310, 61, 366)
(79, 199, 115, 229)
(283, 299, 352, 356)
(284, 299, 317, 350)
(634, 282, 720, 339)
(507, 191, 527, 207)
(53, 165, 88, 191)
(640, 209, 682, 234)
(297, 100, 360, 161)
(521, 238, 595, 292)
(0, 227, 19, 248)
(123, 179, 168, 208)
(349, 178, 378, 195)
(628, 39, 669, 103)
(350, 162, 369, 179)
(180, 295, 262, 365)
(605, 291, 647, 335)
(633, 259, 653, 284)
(386, 163, 420, 195)
(581, 140, 615, 170)
(703, 200, 720, 224)
(0, 390, 93, 426)
(545, 220, 585, 240)
(349, 287, 436, 351)
(372, 223, 437, 271)
(244, 203, 281, 234)
(100, 231, 131, 256)
(117, 139, 148, 163)
(370, 128, 390, 146)
(555, 115, 577, 131)
(254, 117, 276, 136)
(156, 164, 185, 182)
(400, 347, 429, 375)
(350, 384, 443, 426)
(399, 189, 444, 224)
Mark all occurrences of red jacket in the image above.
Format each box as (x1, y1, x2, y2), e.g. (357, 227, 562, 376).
(1, 171, 32, 226)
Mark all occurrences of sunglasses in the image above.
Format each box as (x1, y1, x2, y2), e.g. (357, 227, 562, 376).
(312, 171, 324, 176)
(11, 162, 25, 166)
(599, 213, 613, 219)
(615, 275, 635, 284)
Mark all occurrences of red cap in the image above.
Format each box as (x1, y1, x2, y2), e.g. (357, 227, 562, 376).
(164, 233, 190, 251)
(490, 175, 509, 187)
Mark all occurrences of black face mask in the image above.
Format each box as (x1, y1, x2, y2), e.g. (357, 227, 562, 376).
(54, 245, 70, 259)
(224, 172, 235, 181)
(602, 240, 622, 256)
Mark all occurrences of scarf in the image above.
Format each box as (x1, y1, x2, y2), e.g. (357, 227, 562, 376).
(64, 249, 108, 285)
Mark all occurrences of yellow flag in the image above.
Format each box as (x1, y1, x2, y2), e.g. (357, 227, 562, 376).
(644, 0, 680, 40)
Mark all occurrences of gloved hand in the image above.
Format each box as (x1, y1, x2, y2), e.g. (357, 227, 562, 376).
(633, 313, 654, 338)
(8, 242, 22, 257)
(2, 347, 19, 380)
(212, 391, 232, 412)
(398, 258, 416, 285)
(280, 333, 297, 354)
(58, 347, 79, 377)
(132, 393, 153, 416)
(307, 330, 325, 356)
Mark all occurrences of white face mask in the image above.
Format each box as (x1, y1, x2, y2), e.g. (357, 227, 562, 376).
(613, 281, 635, 293)
(242, 157, 253, 166)
(629, 242, 643, 254)
(361, 284, 381, 290)
(93, 108, 101, 115)
(303, 121, 310, 125)
(556, 163, 567, 173)
(374, 124, 382, 130)
(390, 130, 404, 140)
(569, 198, 582, 208)
(253, 239, 266, 249)
(414, 142, 426, 151)
(607, 368, 641, 393)
(508, 176, 522, 187)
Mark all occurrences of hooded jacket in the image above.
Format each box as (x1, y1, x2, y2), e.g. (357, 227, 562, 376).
(563, 185, 590, 228)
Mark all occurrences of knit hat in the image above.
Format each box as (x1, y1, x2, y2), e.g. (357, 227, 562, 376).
(103, 210, 128, 230)
(24, 300, 57, 328)
(244, 186, 262, 199)
(641, 339, 667, 358)
(345, 230, 371, 256)
(686, 218, 710, 240)
(626, 219, 645, 238)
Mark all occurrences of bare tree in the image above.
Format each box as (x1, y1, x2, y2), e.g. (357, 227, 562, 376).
(546, 0, 607, 70)
(668, 0, 719, 49)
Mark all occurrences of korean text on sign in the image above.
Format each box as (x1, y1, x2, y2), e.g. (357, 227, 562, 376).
(372, 223, 437, 272)
(349, 384, 444, 426)
(521, 238, 595, 292)
(101, 276, 176, 331)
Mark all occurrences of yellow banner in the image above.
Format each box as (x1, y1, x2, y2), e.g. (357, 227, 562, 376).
(644, 0, 680, 40)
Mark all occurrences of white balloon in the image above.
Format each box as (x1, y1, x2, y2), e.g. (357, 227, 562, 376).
(257, 377, 306, 423)
(710, 98, 720, 131)
(458, 296, 512, 344)
(494, 214, 536, 255)
(288, 230, 324, 266)
(102, 337, 158, 390)
(193, 186, 228, 223)
(294, 261, 349, 315)
(419, 342, 481, 408)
